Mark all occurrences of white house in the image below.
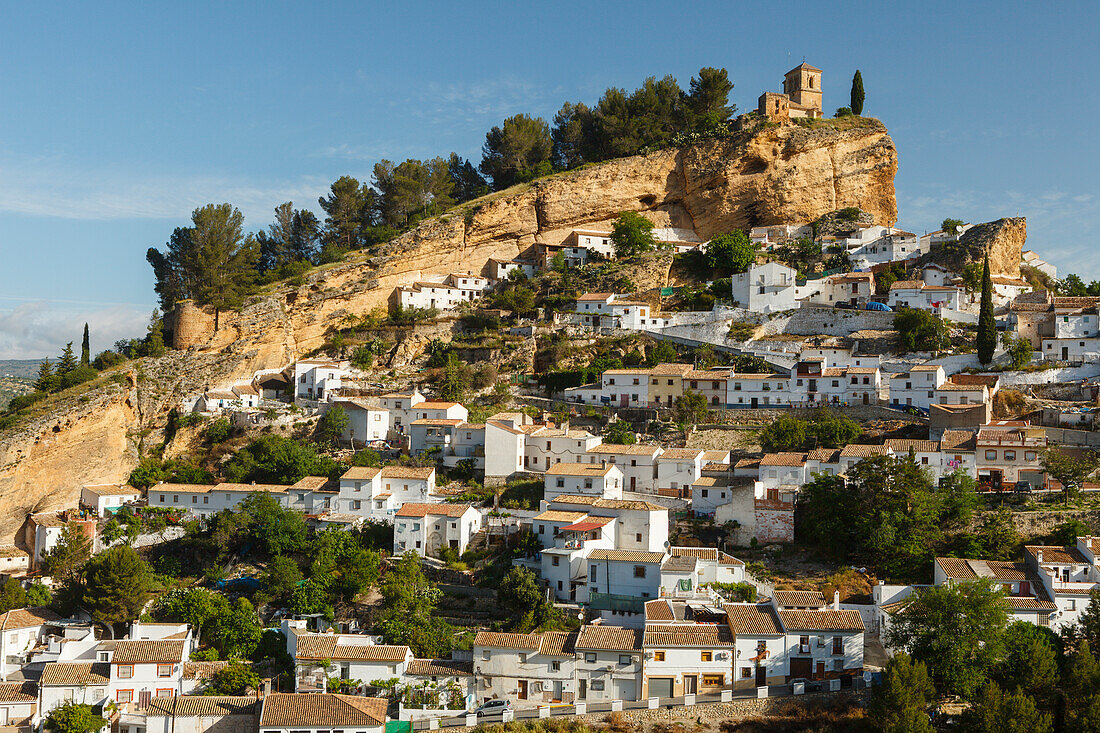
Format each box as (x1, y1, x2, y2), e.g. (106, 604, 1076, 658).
(573, 626, 644, 702)
(106, 636, 192, 708)
(286, 625, 411, 693)
(334, 397, 390, 444)
(378, 389, 425, 434)
(293, 360, 349, 403)
(655, 449, 705, 495)
(396, 273, 491, 312)
(393, 504, 482, 557)
(472, 631, 578, 705)
(586, 444, 660, 493)
(641, 623, 736, 698)
(488, 258, 539, 281)
(146, 696, 259, 733)
(888, 364, 945, 411)
(731, 262, 803, 313)
(80, 484, 141, 517)
(586, 549, 665, 602)
(38, 662, 110, 718)
(523, 425, 602, 473)
(544, 464, 624, 501)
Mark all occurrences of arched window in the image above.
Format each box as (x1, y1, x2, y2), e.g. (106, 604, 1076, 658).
(809, 76, 815, 89)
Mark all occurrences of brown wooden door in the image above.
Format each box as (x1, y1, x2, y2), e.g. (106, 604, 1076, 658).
(518, 680, 528, 700)
(755, 664, 766, 686)
(790, 657, 813, 679)
(815, 662, 825, 680)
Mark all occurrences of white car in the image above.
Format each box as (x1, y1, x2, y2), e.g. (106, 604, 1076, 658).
(474, 700, 513, 717)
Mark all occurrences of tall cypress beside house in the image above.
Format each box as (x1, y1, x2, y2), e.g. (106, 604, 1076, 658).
(80, 323, 90, 366)
(977, 257, 996, 364)
(851, 71, 865, 116)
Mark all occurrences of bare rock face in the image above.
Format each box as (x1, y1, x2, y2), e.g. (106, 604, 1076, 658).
(956, 218, 1027, 278)
(0, 119, 899, 539)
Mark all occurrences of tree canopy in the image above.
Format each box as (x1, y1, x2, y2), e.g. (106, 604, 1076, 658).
(479, 114, 553, 190)
(977, 257, 997, 364)
(704, 231, 755, 275)
(610, 212, 657, 258)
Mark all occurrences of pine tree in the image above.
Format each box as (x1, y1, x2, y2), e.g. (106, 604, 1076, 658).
(80, 324, 90, 366)
(34, 360, 55, 392)
(977, 257, 997, 364)
(850, 70, 865, 116)
(57, 342, 78, 374)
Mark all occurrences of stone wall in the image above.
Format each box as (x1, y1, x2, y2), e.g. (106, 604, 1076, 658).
(761, 307, 895, 337)
(998, 365, 1100, 386)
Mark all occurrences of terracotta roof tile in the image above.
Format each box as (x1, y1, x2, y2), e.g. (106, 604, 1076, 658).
(40, 662, 110, 686)
(406, 659, 473, 677)
(659, 449, 704, 460)
(643, 623, 734, 647)
(884, 439, 940, 453)
(182, 661, 230, 680)
(773, 591, 826, 608)
(587, 549, 665, 563)
(380, 467, 435, 480)
(473, 632, 542, 650)
(147, 696, 258, 718)
(341, 467, 382, 481)
(394, 503, 474, 518)
(575, 626, 643, 651)
(538, 631, 578, 656)
(588, 444, 661, 457)
(645, 600, 675, 621)
(0, 607, 59, 630)
(546, 463, 617, 477)
(1026, 545, 1089, 564)
(0, 682, 36, 702)
(759, 453, 807, 467)
(111, 639, 187, 664)
(778, 609, 864, 632)
(839, 444, 890, 458)
(724, 604, 782, 635)
(259, 693, 388, 727)
(533, 511, 588, 523)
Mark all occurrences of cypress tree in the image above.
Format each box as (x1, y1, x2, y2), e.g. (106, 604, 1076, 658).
(80, 323, 90, 366)
(977, 257, 996, 364)
(850, 70, 865, 116)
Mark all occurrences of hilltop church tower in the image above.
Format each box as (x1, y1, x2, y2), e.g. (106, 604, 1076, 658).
(783, 63, 822, 116)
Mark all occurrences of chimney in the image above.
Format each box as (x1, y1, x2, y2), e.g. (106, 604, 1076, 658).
(259, 678, 272, 699)
(1037, 550, 1044, 564)
(833, 590, 840, 610)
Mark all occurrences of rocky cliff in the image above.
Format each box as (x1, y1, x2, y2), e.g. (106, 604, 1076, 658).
(172, 119, 899, 376)
(0, 118, 899, 541)
(915, 217, 1027, 279)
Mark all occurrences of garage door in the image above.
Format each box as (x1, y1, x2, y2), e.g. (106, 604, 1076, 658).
(617, 680, 636, 701)
(649, 677, 674, 698)
(790, 657, 813, 679)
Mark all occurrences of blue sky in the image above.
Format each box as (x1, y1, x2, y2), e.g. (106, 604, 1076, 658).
(0, 0, 1096, 358)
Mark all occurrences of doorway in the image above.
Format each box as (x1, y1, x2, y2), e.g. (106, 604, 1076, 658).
(630, 476, 636, 491)
(815, 662, 825, 680)
(518, 680, 528, 700)
(648, 678, 674, 698)
(684, 675, 697, 694)
(578, 679, 587, 700)
(790, 657, 813, 679)
(755, 664, 766, 687)
(553, 680, 563, 701)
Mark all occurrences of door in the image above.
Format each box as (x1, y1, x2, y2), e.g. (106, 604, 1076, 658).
(578, 679, 587, 700)
(790, 657, 813, 679)
(630, 476, 636, 491)
(684, 675, 697, 694)
(755, 664, 766, 687)
(621, 395, 629, 407)
(1063, 347, 1069, 360)
(815, 662, 825, 680)
(751, 398, 758, 408)
(648, 677, 674, 699)
(518, 680, 528, 700)
(553, 680, 563, 701)
(862, 393, 869, 405)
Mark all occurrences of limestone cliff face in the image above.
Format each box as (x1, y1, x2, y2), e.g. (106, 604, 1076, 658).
(175, 120, 898, 377)
(0, 120, 899, 540)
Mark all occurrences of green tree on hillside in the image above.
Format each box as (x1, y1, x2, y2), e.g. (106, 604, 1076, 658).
(498, 566, 553, 632)
(318, 176, 370, 251)
(57, 342, 78, 374)
(705, 231, 755, 275)
(41, 525, 92, 585)
(45, 703, 107, 733)
(850, 70, 865, 115)
(684, 67, 735, 128)
(961, 681, 1051, 733)
(81, 545, 152, 627)
(895, 307, 949, 353)
(977, 257, 997, 364)
(942, 218, 964, 236)
(447, 153, 490, 202)
(886, 580, 1008, 698)
(80, 324, 90, 366)
(372, 158, 454, 228)
(480, 114, 553, 190)
(1041, 448, 1099, 505)
(316, 405, 349, 446)
(610, 212, 657, 258)
(868, 653, 934, 733)
(378, 552, 454, 658)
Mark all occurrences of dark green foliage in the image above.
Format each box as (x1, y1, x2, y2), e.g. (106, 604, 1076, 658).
(81, 545, 153, 626)
(316, 405, 349, 445)
(850, 70, 864, 115)
(447, 153, 490, 203)
(156, 588, 262, 659)
(993, 621, 1060, 711)
(952, 508, 1020, 560)
(977, 257, 996, 364)
(894, 307, 949, 353)
(203, 661, 260, 695)
(41, 525, 92, 585)
(5, 391, 46, 413)
(610, 212, 657, 259)
(961, 681, 1051, 733)
(377, 553, 454, 658)
(204, 417, 233, 444)
(647, 341, 678, 365)
(673, 390, 708, 424)
(759, 409, 860, 452)
(80, 324, 90, 366)
(937, 469, 980, 525)
(798, 453, 951, 578)
(436, 356, 472, 403)
(1002, 332, 1034, 368)
(373, 158, 454, 228)
(833, 106, 853, 118)
(351, 449, 382, 467)
(0, 578, 28, 613)
(705, 231, 755, 275)
(222, 435, 343, 484)
(603, 419, 636, 445)
(1051, 518, 1091, 546)
(885, 580, 1008, 698)
(868, 653, 934, 733)
(479, 114, 553, 190)
(45, 703, 107, 733)
(1041, 448, 1099, 505)
(498, 566, 553, 632)
(491, 286, 536, 316)
(128, 457, 213, 489)
(92, 350, 126, 370)
(942, 218, 964, 236)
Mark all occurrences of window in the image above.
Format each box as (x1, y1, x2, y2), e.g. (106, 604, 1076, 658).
(985, 450, 997, 460)
(633, 565, 647, 578)
(556, 478, 565, 488)
(538, 524, 545, 534)
(619, 654, 632, 665)
(591, 680, 605, 691)
(591, 564, 598, 579)
(832, 636, 843, 654)
(653, 651, 665, 661)
(482, 651, 490, 660)
(157, 664, 173, 677)
(585, 652, 597, 663)
(552, 661, 561, 672)
(1025, 451, 1037, 461)
(584, 479, 593, 490)
(635, 533, 642, 542)
(740, 667, 752, 679)
(552, 556, 560, 566)
(118, 665, 133, 679)
(116, 690, 133, 704)
(155, 688, 174, 697)
(700, 651, 713, 662)
(159, 495, 164, 503)
(702, 674, 724, 686)
(203, 496, 209, 504)
(1004, 450, 1016, 461)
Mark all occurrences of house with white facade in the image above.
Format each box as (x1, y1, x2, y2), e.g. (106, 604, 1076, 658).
(845, 227, 921, 268)
(544, 464, 624, 502)
(585, 444, 660, 493)
(396, 273, 491, 312)
(393, 503, 482, 557)
(472, 631, 578, 705)
(655, 449, 705, 496)
(731, 262, 804, 313)
(285, 624, 411, 694)
(933, 556, 1058, 628)
(80, 484, 141, 517)
(888, 280, 962, 312)
(573, 626, 644, 702)
(523, 425, 602, 474)
(488, 257, 539, 281)
(888, 364, 946, 411)
(409, 419, 485, 468)
(975, 420, 1045, 489)
(334, 397, 390, 445)
(378, 389, 425, 434)
(570, 294, 665, 332)
(641, 622, 736, 698)
(293, 360, 349, 403)
(805, 272, 876, 308)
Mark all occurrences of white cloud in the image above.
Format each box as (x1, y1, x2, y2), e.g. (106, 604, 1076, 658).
(0, 155, 330, 224)
(0, 301, 151, 360)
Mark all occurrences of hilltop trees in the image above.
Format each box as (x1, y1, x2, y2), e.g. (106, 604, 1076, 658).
(850, 70, 865, 115)
(977, 257, 997, 364)
(146, 204, 258, 312)
(479, 114, 553, 190)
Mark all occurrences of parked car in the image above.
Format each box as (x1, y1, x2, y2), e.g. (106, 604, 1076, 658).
(835, 302, 857, 310)
(864, 301, 893, 312)
(474, 700, 513, 717)
(1014, 481, 1033, 494)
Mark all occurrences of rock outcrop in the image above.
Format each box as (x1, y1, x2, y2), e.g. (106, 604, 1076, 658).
(915, 217, 1027, 279)
(0, 118, 899, 541)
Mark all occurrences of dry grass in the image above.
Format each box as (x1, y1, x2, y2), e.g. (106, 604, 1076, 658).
(718, 695, 872, 732)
